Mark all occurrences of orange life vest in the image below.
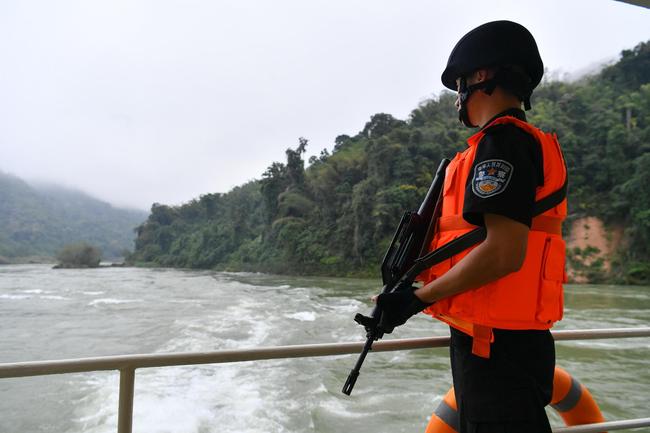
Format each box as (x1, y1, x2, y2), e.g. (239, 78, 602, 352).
(420, 116, 567, 358)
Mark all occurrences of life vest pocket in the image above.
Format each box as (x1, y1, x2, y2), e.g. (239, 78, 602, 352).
(536, 236, 565, 324)
(484, 270, 537, 323)
(484, 233, 547, 325)
(542, 236, 565, 282)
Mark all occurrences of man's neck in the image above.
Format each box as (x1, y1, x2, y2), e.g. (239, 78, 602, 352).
(479, 107, 526, 130)
(477, 102, 522, 128)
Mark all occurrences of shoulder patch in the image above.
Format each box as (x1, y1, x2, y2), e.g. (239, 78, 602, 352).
(471, 159, 514, 198)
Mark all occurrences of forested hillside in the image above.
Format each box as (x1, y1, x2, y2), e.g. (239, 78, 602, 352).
(0, 172, 147, 261)
(130, 41, 650, 284)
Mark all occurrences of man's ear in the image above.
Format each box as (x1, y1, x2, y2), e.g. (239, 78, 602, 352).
(474, 68, 490, 83)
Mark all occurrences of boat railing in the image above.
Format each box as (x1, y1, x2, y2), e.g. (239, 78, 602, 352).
(1, 327, 649, 433)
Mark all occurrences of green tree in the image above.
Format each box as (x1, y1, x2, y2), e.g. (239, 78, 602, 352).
(55, 242, 101, 268)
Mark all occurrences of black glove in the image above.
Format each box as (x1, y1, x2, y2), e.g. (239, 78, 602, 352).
(376, 285, 431, 334)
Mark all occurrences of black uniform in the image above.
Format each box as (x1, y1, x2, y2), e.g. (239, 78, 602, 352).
(451, 108, 555, 433)
(463, 108, 543, 228)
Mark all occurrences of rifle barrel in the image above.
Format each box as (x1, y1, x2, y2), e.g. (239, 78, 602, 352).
(342, 334, 376, 395)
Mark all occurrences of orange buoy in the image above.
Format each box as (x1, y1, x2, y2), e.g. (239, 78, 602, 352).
(551, 366, 606, 427)
(425, 387, 459, 433)
(425, 366, 606, 433)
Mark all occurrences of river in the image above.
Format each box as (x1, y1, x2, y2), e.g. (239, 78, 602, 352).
(0, 264, 648, 433)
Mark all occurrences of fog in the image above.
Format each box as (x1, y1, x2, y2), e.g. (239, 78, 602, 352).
(1, 0, 648, 210)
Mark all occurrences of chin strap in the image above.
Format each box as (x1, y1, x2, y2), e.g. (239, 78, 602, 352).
(457, 77, 498, 128)
(457, 69, 533, 127)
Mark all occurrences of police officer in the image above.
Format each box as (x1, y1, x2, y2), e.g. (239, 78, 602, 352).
(376, 20, 568, 433)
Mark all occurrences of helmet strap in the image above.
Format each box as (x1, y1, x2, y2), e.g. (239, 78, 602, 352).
(458, 71, 534, 127)
(457, 77, 497, 128)
(457, 77, 475, 127)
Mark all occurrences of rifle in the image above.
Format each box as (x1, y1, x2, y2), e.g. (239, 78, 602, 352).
(342, 158, 450, 396)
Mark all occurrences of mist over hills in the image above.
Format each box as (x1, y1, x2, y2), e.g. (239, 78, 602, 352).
(0, 171, 148, 261)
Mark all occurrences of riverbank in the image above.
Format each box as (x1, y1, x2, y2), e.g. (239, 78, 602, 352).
(0, 256, 127, 266)
(128, 254, 645, 286)
(52, 263, 126, 269)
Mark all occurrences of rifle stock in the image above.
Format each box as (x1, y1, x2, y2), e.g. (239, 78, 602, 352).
(342, 158, 450, 395)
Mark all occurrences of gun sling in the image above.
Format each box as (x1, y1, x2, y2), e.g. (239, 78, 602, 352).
(402, 171, 568, 283)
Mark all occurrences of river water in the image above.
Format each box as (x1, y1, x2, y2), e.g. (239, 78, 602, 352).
(0, 264, 648, 433)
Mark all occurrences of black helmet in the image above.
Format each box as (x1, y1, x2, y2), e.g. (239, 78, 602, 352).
(441, 20, 544, 95)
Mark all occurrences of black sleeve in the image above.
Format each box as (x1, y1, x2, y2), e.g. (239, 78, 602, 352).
(463, 124, 543, 228)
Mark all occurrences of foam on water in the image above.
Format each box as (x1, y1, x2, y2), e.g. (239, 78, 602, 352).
(88, 298, 143, 306)
(317, 398, 367, 419)
(68, 277, 294, 433)
(0, 293, 31, 300)
(285, 311, 317, 321)
(20, 289, 51, 294)
(2, 266, 649, 433)
(40, 295, 70, 300)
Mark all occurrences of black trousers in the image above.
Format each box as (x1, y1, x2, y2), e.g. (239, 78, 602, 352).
(450, 326, 555, 433)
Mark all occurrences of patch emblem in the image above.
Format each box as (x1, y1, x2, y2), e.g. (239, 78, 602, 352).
(471, 159, 514, 198)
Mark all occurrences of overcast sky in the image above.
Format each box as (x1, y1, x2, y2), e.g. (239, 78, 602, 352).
(1, 0, 648, 210)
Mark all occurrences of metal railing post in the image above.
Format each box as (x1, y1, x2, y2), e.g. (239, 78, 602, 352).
(117, 368, 135, 433)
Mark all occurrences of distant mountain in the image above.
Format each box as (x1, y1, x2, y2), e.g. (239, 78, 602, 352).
(0, 171, 148, 261)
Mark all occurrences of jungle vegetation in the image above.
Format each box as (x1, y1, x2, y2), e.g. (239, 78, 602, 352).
(54, 242, 102, 269)
(130, 41, 650, 284)
(0, 172, 146, 261)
